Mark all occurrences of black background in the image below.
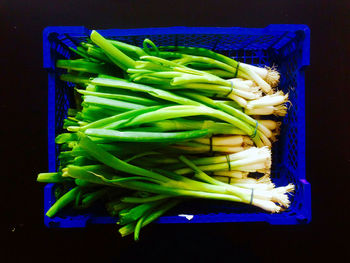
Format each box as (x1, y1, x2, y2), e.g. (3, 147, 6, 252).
(2, 0, 349, 262)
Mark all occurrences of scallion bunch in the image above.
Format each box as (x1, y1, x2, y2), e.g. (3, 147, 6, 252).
(37, 30, 293, 240)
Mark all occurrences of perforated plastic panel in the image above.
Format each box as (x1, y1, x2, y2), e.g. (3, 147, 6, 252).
(43, 25, 311, 227)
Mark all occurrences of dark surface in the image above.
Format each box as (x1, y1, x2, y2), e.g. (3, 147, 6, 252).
(2, 0, 349, 262)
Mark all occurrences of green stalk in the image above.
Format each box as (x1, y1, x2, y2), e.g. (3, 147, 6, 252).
(107, 200, 134, 217)
(75, 178, 95, 187)
(132, 75, 172, 85)
(84, 129, 210, 143)
(81, 108, 122, 123)
(120, 199, 180, 239)
(172, 83, 232, 94)
(60, 74, 90, 85)
(69, 46, 89, 59)
(116, 105, 212, 129)
(133, 199, 176, 241)
(149, 119, 245, 135)
(134, 215, 147, 241)
(81, 188, 111, 208)
(177, 54, 235, 72)
(121, 194, 169, 203)
(140, 55, 188, 70)
(46, 186, 81, 218)
(109, 39, 147, 59)
(83, 95, 146, 111)
(139, 71, 184, 79)
(124, 151, 160, 163)
(90, 77, 201, 106)
(178, 156, 221, 186)
(135, 61, 172, 71)
(37, 172, 68, 183)
(73, 156, 97, 166)
(76, 89, 159, 106)
(118, 199, 165, 225)
(203, 69, 236, 78)
(171, 73, 229, 86)
(87, 84, 162, 101)
(73, 105, 164, 132)
(90, 30, 135, 70)
(56, 59, 115, 75)
(149, 50, 183, 59)
(55, 133, 78, 144)
(86, 46, 111, 63)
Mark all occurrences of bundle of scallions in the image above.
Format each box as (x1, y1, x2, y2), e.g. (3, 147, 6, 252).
(37, 30, 294, 240)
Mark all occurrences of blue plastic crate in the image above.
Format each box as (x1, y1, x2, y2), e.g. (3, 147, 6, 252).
(42, 25, 311, 227)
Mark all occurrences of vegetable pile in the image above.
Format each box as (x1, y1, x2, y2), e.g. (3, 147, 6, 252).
(37, 30, 294, 240)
